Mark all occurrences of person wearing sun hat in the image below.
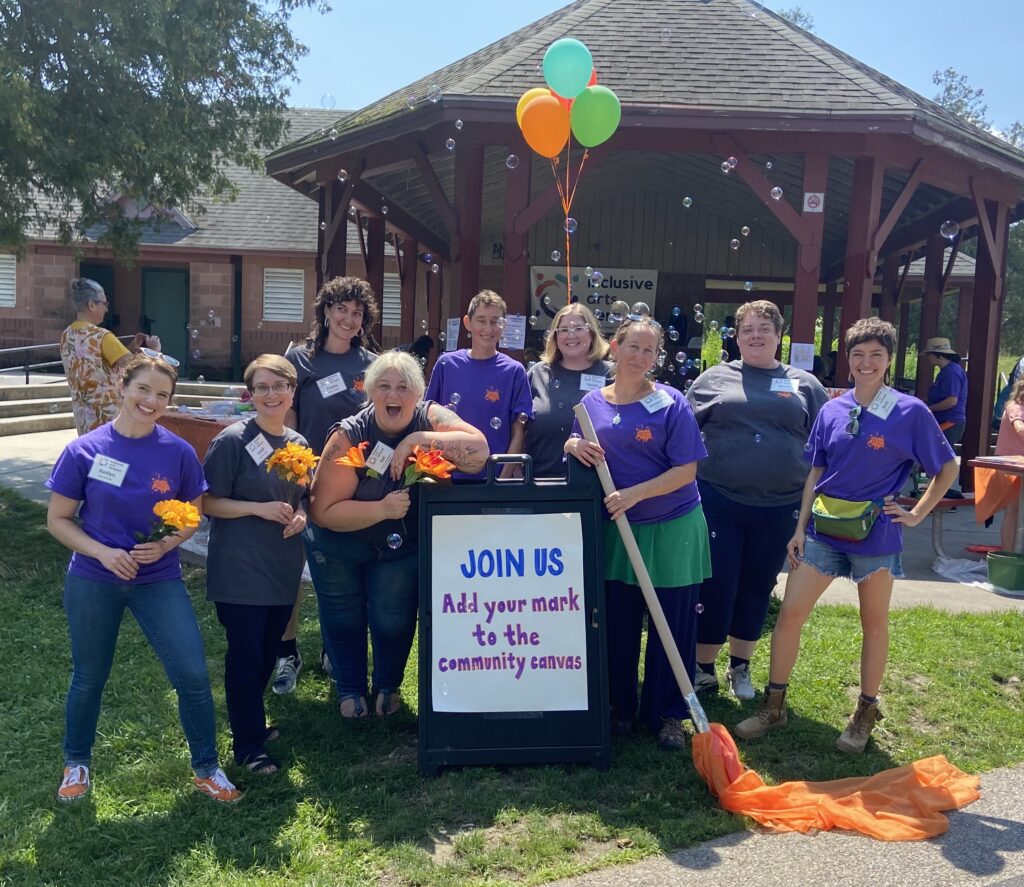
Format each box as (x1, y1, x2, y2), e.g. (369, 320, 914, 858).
(923, 337, 968, 495)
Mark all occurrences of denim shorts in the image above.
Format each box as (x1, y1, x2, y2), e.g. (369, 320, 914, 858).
(800, 535, 905, 583)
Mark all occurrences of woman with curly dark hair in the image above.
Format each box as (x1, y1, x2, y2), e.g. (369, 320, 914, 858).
(271, 277, 379, 694)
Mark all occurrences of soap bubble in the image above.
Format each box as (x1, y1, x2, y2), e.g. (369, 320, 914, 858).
(721, 160, 732, 174)
(505, 154, 520, 169)
(348, 206, 357, 218)
(542, 294, 551, 306)
(191, 328, 199, 339)
(319, 221, 326, 230)
(406, 95, 416, 110)
(754, 433, 762, 444)
(551, 249, 561, 262)
(528, 315, 536, 326)
(590, 270, 604, 285)
(431, 263, 439, 274)
(231, 334, 239, 342)
(695, 603, 705, 614)
(744, 281, 754, 292)
(672, 305, 682, 317)
(564, 217, 578, 234)
(770, 186, 783, 200)
(709, 320, 719, 332)
(721, 350, 729, 362)
(424, 252, 434, 263)
(381, 205, 389, 215)
(337, 169, 348, 183)
(730, 238, 741, 250)
(694, 311, 704, 323)
(727, 156, 738, 169)
(668, 328, 679, 342)
(553, 378, 560, 389)
(207, 309, 215, 319)
(192, 349, 201, 360)
(321, 93, 336, 110)
(451, 392, 461, 404)
(196, 373, 205, 382)
(585, 265, 594, 276)
(427, 84, 442, 103)
(940, 219, 960, 240)
(660, 27, 672, 43)
(741, 225, 750, 236)
(328, 128, 338, 141)
(438, 331, 446, 342)
(610, 300, 630, 317)
(421, 319, 427, 329)
(630, 301, 651, 316)
(490, 416, 502, 430)
(445, 137, 456, 152)
(674, 351, 686, 364)
(455, 119, 464, 130)
(693, 303, 703, 313)
(386, 533, 403, 550)
(766, 160, 774, 170)
(682, 196, 693, 208)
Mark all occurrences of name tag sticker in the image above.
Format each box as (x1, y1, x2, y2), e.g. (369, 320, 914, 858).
(316, 372, 347, 398)
(245, 433, 274, 465)
(580, 373, 605, 392)
(88, 454, 130, 487)
(366, 441, 395, 475)
(770, 378, 800, 393)
(867, 387, 898, 421)
(641, 389, 673, 414)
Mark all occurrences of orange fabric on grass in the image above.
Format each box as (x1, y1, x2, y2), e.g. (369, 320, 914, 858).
(974, 466, 1021, 524)
(692, 725, 980, 842)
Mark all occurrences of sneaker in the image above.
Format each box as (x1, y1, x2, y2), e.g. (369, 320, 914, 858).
(836, 697, 883, 754)
(194, 767, 241, 803)
(727, 663, 756, 701)
(734, 686, 788, 740)
(319, 647, 334, 679)
(271, 653, 302, 695)
(57, 765, 90, 802)
(657, 718, 688, 751)
(694, 666, 719, 696)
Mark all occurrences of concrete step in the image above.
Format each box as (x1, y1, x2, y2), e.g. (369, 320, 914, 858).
(0, 382, 71, 401)
(0, 413, 76, 436)
(0, 398, 72, 419)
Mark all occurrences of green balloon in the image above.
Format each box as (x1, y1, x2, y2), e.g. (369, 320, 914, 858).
(570, 86, 621, 148)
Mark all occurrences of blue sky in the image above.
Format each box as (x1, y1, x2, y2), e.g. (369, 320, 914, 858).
(286, 0, 1021, 131)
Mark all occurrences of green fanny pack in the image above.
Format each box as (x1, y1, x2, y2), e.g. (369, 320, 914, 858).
(811, 494, 883, 542)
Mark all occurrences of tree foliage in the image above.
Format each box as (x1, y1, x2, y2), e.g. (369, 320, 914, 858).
(0, 0, 327, 258)
(776, 6, 816, 32)
(931, 67, 990, 128)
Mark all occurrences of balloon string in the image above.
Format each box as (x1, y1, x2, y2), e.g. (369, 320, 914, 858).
(567, 149, 589, 210)
(564, 138, 572, 295)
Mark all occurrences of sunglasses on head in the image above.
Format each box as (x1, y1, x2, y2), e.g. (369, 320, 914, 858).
(140, 347, 181, 368)
(846, 404, 862, 437)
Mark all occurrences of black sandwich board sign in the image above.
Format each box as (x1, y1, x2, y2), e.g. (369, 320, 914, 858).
(417, 456, 610, 776)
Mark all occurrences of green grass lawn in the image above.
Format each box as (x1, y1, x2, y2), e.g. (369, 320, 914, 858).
(1, 486, 1022, 886)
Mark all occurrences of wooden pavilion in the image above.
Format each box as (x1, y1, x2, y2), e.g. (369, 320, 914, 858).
(266, 0, 1024, 485)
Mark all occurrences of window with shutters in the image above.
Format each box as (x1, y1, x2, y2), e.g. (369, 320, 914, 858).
(0, 254, 15, 308)
(380, 272, 401, 328)
(262, 268, 305, 322)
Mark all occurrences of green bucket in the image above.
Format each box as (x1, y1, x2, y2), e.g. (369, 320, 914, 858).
(987, 550, 1024, 595)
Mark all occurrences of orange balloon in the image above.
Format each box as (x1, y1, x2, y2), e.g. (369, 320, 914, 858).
(516, 87, 550, 127)
(519, 95, 570, 158)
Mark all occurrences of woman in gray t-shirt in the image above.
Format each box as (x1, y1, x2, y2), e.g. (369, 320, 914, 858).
(525, 304, 611, 478)
(686, 300, 827, 702)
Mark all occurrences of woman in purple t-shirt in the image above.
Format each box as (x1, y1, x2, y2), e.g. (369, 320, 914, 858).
(46, 353, 239, 804)
(736, 318, 957, 753)
(567, 317, 711, 752)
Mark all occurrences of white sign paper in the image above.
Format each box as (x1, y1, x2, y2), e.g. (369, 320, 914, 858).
(803, 192, 825, 213)
(499, 315, 527, 350)
(530, 266, 659, 331)
(789, 342, 815, 371)
(444, 317, 461, 352)
(431, 512, 588, 713)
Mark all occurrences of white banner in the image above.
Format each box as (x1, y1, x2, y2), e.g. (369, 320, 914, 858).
(530, 266, 659, 331)
(431, 512, 588, 712)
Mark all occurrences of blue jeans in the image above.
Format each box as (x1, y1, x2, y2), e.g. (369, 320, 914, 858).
(800, 536, 905, 583)
(303, 523, 418, 701)
(63, 574, 219, 777)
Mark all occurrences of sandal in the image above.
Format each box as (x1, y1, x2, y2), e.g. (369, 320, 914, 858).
(265, 725, 280, 743)
(374, 689, 402, 718)
(339, 693, 368, 719)
(239, 750, 281, 775)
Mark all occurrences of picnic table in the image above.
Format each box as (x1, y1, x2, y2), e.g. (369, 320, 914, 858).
(970, 455, 1024, 553)
(158, 412, 239, 461)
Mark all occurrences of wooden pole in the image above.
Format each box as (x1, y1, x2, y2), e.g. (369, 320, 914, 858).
(915, 234, 946, 399)
(791, 154, 829, 345)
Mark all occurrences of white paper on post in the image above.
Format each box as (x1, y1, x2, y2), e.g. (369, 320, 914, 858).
(431, 512, 589, 713)
(789, 342, 815, 371)
(444, 317, 461, 352)
(499, 315, 526, 350)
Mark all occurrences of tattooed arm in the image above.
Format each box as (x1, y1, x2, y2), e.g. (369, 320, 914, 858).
(389, 403, 489, 479)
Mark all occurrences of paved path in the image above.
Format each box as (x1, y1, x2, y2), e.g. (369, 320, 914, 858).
(4, 428, 1023, 887)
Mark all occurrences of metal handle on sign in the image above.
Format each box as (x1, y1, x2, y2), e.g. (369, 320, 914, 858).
(485, 453, 533, 484)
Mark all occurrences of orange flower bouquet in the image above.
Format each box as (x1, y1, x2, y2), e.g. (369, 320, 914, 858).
(334, 441, 381, 478)
(267, 441, 319, 508)
(402, 445, 456, 486)
(135, 499, 201, 543)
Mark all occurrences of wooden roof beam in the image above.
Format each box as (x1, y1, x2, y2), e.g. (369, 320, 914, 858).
(349, 178, 450, 261)
(411, 141, 458, 237)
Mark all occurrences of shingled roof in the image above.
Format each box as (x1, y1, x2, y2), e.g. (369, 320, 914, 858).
(268, 0, 1024, 174)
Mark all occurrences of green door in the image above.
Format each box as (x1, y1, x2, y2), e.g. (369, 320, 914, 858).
(141, 268, 189, 369)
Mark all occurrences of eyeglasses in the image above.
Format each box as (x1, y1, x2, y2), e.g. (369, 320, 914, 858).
(846, 404, 862, 436)
(251, 381, 293, 396)
(140, 346, 181, 368)
(555, 325, 590, 336)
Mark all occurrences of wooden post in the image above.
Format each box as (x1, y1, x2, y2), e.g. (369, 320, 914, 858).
(502, 135, 532, 318)
(399, 236, 418, 346)
(325, 181, 349, 281)
(895, 301, 911, 386)
(791, 154, 829, 345)
(879, 253, 900, 324)
(915, 234, 946, 399)
(837, 157, 883, 383)
(821, 279, 838, 364)
(956, 283, 973, 357)
(427, 264, 444, 361)
(962, 199, 1009, 488)
(364, 215, 386, 346)
(316, 188, 327, 292)
(453, 141, 485, 316)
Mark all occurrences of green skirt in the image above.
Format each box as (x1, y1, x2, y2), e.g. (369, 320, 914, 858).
(604, 506, 712, 588)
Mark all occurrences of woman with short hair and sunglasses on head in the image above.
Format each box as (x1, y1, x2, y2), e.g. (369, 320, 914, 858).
(736, 317, 958, 753)
(202, 354, 310, 775)
(46, 352, 240, 803)
(272, 277, 380, 694)
(525, 303, 611, 478)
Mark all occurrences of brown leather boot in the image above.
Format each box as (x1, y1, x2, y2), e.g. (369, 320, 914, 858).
(734, 686, 788, 739)
(836, 696, 883, 753)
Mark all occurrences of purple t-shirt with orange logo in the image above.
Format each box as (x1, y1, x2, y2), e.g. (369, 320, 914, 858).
(425, 349, 533, 479)
(805, 389, 954, 555)
(572, 384, 707, 525)
(46, 423, 208, 584)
